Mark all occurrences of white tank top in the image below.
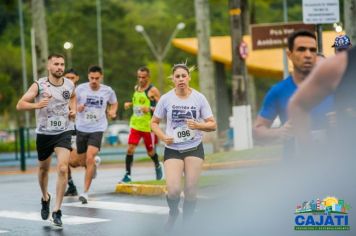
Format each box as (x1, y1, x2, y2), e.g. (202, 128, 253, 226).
(35, 77, 75, 135)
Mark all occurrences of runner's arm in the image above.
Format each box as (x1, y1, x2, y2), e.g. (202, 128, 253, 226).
(107, 102, 118, 119)
(16, 83, 44, 110)
(186, 116, 216, 132)
(151, 115, 173, 145)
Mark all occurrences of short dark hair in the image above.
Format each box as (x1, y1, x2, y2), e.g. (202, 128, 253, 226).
(138, 66, 150, 76)
(287, 30, 316, 51)
(48, 53, 64, 60)
(88, 65, 103, 74)
(65, 68, 78, 75)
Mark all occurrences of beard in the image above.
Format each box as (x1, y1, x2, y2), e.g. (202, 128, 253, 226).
(51, 70, 64, 79)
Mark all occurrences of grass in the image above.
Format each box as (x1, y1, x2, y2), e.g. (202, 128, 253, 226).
(101, 145, 282, 165)
(130, 174, 239, 188)
(205, 145, 282, 164)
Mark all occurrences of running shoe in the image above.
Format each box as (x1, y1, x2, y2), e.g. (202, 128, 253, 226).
(155, 162, 163, 180)
(41, 193, 51, 220)
(51, 210, 62, 227)
(79, 192, 88, 204)
(64, 185, 78, 196)
(120, 173, 131, 183)
(93, 155, 101, 179)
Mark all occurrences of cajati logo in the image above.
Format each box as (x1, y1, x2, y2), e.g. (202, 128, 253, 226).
(294, 196, 351, 231)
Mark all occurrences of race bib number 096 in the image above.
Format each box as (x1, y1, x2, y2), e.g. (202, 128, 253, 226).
(173, 126, 195, 143)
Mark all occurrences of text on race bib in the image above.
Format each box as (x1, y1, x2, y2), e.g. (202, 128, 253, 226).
(133, 106, 144, 117)
(85, 110, 100, 122)
(173, 126, 195, 143)
(47, 116, 66, 131)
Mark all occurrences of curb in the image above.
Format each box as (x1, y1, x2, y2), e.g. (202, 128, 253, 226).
(115, 183, 166, 196)
(115, 158, 279, 196)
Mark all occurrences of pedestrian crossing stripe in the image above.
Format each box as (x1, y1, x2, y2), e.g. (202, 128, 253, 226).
(63, 201, 169, 215)
(0, 230, 9, 234)
(0, 211, 110, 225)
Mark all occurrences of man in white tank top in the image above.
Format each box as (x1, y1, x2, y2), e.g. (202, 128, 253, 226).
(16, 54, 76, 227)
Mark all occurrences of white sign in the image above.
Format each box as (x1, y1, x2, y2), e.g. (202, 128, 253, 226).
(303, 0, 339, 24)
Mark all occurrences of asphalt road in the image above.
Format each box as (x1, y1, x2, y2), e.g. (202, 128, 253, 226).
(0, 163, 234, 236)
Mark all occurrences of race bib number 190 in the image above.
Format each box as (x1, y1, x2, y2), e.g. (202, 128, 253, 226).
(173, 126, 195, 143)
(47, 116, 66, 131)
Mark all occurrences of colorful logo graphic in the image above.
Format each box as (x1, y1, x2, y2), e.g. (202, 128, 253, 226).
(294, 196, 351, 231)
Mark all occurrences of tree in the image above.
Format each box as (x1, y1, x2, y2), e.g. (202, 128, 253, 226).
(194, 0, 218, 150)
(31, 0, 48, 77)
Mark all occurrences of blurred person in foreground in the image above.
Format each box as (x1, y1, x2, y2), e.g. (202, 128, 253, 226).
(253, 30, 334, 159)
(289, 46, 356, 159)
(16, 54, 76, 227)
(151, 63, 216, 231)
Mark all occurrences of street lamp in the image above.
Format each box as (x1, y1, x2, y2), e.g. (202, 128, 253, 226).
(333, 22, 343, 33)
(135, 22, 186, 92)
(63, 41, 73, 68)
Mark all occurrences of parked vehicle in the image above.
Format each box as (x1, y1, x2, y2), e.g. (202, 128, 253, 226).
(104, 121, 130, 145)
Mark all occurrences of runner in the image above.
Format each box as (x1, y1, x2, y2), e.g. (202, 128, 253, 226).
(120, 66, 162, 183)
(151, 63, 216, 230)
(252, 30, 334, 159)
(75, 65, 118, 204)
(63, 68, 80, 196)
(289, 46, 356, 157)
(332, 34, 352, 54)
(16, 53, 76, 227)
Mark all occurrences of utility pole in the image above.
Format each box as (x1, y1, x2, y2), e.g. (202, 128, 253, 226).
(344, 0, 356, 44)
(229, 0, 253, 150)
(229, 0, 248, 106)
(31, 0, 48, 78)
(96, 0, 104, 70)
(194, 0, 218, 151)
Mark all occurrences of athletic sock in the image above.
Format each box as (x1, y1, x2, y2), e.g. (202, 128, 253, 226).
(68, 177, 75, 188)
(166, 196, 180, 216)
(150, 153, 160, 168)
(183, 199, 197, 222)
(125, 154, 133, 175)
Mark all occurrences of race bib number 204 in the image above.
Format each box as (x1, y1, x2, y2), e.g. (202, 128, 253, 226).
(173, 126, 195, 143)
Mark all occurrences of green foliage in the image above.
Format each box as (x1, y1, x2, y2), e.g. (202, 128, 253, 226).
(1, 0, 337, 124)
(0, 139, 36, 153)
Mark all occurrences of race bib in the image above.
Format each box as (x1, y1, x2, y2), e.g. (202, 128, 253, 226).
(133, 106, 144, 117)
(47, 116, 66, 131)
(85, 110, 100, 123)
(173, 126, 195, 143)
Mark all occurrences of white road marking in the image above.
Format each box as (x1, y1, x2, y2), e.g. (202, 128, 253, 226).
(63, 201, 169, 215)
(0, 211, 110, 225)
(0, 230, 9, 234)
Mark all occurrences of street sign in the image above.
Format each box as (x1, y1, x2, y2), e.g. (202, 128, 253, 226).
(303, 0, 340, 24)
(239, 41, 248, 59)
(251, 22, 316, 50)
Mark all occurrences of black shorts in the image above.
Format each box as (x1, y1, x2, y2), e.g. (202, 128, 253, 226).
(36, 131, 72, 161)
(164, 143, 205, 161)
(76, 131, 103, 154)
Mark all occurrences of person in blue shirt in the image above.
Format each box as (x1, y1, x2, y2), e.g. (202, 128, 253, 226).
(253, 30, 334, 158)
